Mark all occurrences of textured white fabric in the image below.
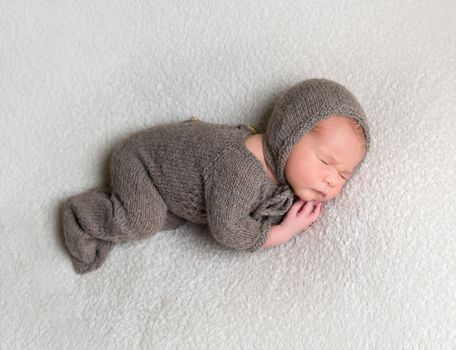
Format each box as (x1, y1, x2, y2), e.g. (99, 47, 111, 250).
(1, 0, 455, 348)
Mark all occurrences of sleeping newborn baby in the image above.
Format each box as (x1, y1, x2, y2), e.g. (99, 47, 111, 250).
(62, 78, 370, 274)
(246, 114, 367, 248)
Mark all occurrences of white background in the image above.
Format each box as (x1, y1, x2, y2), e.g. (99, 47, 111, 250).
(1, 1, 455, 349)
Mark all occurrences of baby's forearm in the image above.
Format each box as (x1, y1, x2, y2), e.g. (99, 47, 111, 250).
(261, 224, 294, 249)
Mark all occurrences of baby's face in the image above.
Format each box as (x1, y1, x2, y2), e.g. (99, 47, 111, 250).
(284, 116, 366, 202)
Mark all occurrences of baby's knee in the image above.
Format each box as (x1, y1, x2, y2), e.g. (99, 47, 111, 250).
(109, 141, 145, 192)
(110, 142, 134, 175)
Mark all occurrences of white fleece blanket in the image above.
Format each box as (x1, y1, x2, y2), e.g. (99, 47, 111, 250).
(1, 1, 456, 349)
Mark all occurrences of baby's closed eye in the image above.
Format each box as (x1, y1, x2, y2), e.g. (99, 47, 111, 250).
(319, 158, 347, 180)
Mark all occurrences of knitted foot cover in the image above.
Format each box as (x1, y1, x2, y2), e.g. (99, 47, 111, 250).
(62, 197, 115, 274)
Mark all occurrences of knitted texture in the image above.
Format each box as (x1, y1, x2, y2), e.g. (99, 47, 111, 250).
(62, 78, 370, 274)
(62, 120, 294, 274)
(263, 78, 371, 185)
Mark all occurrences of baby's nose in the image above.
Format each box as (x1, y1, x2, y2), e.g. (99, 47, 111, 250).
(326, 177, 338, 188)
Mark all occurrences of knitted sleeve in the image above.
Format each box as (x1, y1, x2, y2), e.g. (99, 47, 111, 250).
(204, 149, 272, 252)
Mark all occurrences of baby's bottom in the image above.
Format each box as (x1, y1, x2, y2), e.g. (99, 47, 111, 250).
(62, 143, 186, 274)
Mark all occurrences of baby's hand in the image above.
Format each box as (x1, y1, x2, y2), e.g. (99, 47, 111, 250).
(280, 200, 322, 235)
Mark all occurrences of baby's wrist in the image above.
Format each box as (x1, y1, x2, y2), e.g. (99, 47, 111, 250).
(279, 223, 297, 239)
(262, 224, 293, 249)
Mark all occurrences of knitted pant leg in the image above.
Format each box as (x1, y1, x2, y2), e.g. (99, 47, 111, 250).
(62, 143, 172, 274)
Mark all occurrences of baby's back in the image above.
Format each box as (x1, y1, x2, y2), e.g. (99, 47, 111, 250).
(114, 120, 246, 223)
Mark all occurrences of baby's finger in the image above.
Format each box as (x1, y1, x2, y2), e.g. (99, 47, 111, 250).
(290, 199, 304, 214)
(298, 200, 315, 215)
(310, 202, 322, 218)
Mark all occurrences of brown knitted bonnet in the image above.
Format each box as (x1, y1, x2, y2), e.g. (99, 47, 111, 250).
(262, 78, 371, 185)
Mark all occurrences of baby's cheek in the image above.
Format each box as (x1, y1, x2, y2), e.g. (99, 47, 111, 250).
(332, 186, 343, 197)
